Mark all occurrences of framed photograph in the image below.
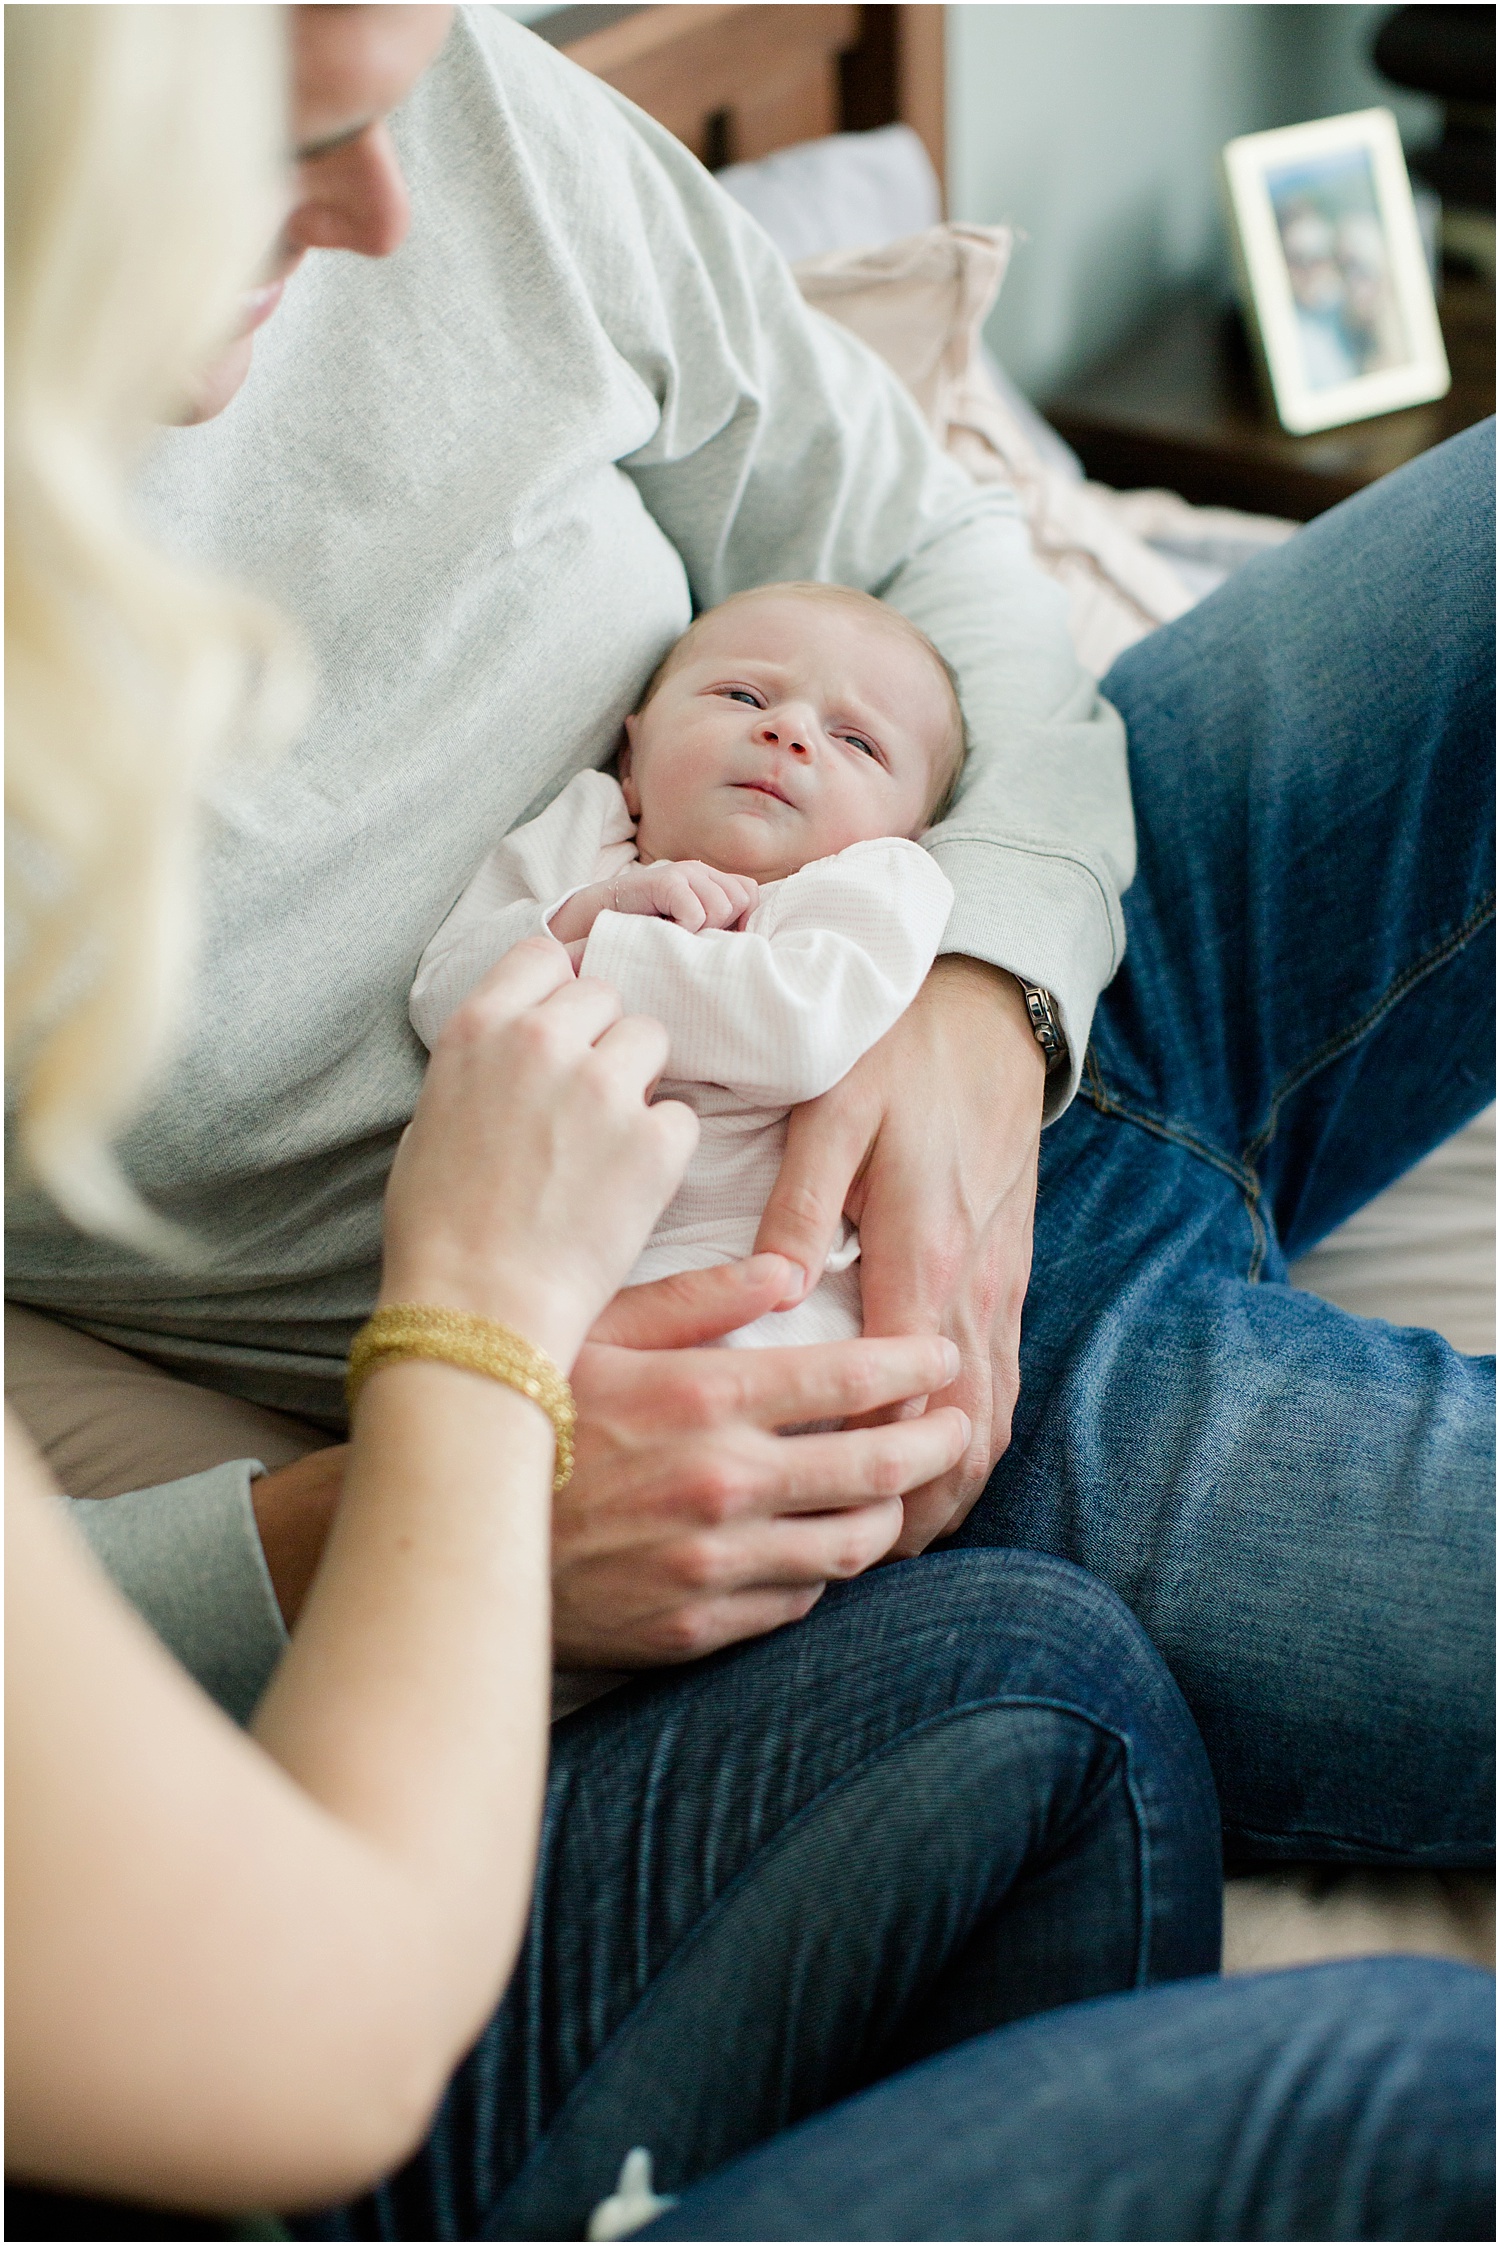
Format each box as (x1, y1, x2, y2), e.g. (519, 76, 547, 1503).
(1221, 108, 1450, 437)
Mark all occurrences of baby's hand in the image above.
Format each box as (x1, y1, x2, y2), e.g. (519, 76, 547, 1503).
(615, 860, 759, 932)
(549, 862, 758, 945)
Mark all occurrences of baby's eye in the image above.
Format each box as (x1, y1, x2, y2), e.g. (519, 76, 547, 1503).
(842, 734, 880, 760)
(714, 686, 764, 708)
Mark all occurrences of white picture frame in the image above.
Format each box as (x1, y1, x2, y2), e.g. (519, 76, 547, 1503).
(1221, 108, 1450, 437)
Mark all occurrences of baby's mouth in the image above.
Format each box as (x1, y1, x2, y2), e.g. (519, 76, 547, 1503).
(734, 779, 794, 807)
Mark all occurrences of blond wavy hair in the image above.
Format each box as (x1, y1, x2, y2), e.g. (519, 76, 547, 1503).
(6, 5, 302, 1251)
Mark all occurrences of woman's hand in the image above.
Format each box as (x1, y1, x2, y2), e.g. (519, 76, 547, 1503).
(380, 937, 697, 1368)
(548, 861, 758, 944)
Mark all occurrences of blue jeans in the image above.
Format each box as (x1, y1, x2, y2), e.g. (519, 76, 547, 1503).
(295, 1553, 1493, 2241)
(644, 1956, 1495, 2242)
(952, 419, 1496, 1865)
(299, 1552, 1224, 2238)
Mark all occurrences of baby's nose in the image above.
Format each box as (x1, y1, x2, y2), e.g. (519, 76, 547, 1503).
(758, 716, 812, 757)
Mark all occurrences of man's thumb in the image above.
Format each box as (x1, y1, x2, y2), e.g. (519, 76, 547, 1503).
(754, 1103, 866, 1303)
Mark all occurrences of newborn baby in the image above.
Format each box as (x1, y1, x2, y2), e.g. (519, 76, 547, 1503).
(411, 582, 960, 1347)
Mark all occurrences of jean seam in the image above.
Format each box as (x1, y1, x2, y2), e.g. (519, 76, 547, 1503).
(1226, 1817, 1495, 1864)
(1241, 889, 1497, 1171)
(1082, 888, 1495, 1283)
(482, 1693, 1154, 2232)
(1082, 1048, 1271, 1280)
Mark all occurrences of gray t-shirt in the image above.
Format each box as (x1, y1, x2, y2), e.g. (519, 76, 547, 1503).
(9, 7, 1132, 1432)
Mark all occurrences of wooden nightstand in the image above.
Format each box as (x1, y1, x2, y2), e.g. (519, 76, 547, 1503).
(1045, 274, 1494, 521)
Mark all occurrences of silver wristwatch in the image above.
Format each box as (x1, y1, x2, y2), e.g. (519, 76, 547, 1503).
(1020, 982, 1068, 1074)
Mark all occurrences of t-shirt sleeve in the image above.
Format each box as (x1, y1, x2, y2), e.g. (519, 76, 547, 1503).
(578, 839, 954, 1101)
(65, 1462, 287, 1726)
(487, 31, 1134, 1116)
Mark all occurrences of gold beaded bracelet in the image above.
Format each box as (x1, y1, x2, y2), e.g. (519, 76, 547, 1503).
(346, 1304, 575, 1492)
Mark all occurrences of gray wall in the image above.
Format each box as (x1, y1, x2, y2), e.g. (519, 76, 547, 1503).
(947, 4, 1440, 397)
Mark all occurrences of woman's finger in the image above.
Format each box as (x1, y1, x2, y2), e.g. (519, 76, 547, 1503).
(539, 971, 626, 1046)
(452, 932, 577, 1025)
(591, 1009, 673, 1091)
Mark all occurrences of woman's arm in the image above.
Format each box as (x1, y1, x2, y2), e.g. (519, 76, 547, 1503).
(6, 940, 696, 2213)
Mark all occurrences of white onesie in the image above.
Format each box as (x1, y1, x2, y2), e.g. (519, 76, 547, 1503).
(410, 770, 955, 1347)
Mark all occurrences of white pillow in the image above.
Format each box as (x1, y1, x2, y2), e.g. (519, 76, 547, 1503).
(717, 123, 940, 264)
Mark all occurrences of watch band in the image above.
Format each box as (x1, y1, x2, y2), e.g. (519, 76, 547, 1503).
(1020, 982, 1068, 1074)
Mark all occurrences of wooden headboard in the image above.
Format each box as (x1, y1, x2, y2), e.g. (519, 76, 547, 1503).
(535, 4, 945, 197)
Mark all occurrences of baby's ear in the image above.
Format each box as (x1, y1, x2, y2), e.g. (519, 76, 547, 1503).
(618, 716, 641, 817)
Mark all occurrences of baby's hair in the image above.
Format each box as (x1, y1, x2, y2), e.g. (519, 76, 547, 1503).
(638, 582, 967, 826)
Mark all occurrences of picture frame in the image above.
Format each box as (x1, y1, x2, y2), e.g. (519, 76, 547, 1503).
(1221, 108, 1450, 437)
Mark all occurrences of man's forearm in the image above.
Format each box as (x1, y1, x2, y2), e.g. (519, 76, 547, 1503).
(884, 509, 1135, 1116)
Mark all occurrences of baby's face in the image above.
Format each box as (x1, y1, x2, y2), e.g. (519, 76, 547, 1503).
(620, 595, 952, 882)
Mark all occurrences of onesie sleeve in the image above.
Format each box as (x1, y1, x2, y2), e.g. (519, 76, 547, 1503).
(578, 839, 954, 1102)
(410, 769, 632, 1048)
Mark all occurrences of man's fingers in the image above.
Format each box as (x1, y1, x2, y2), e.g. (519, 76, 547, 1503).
(755, 1093, 878, 1303)
(757, 1407, 971, 1511)
(630, 1405, 971, 1527)
(720, 1332, 961, 1431)
(885, 1343, 1008, 1557)
(893, 1474, 985, 1558)
(559, 1497, 904, 1665)
(736, 1497, 906, 1584)
(587, 1255, 801, 1349)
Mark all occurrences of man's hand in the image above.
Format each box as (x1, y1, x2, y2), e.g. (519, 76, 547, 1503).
(553, 1256, 969, 1665)
(755, 956, 1045, 1555)
(250, 1256, 969, 1651)
(251, 1443, 348, 1627)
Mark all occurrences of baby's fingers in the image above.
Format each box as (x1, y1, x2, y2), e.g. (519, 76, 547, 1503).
(676, 866, 742, 929)
(658, 870, 709, 931)
(712, 871, 759, 927)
